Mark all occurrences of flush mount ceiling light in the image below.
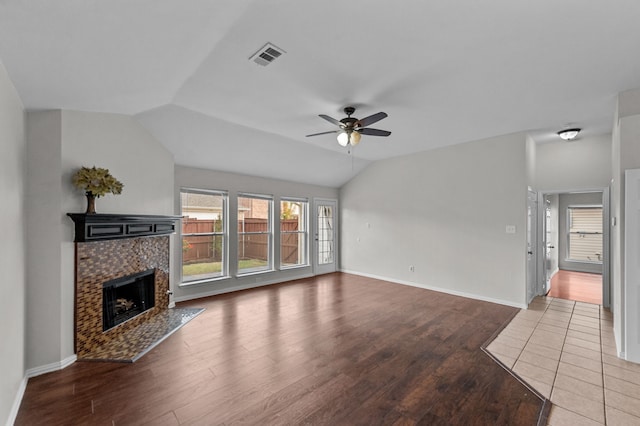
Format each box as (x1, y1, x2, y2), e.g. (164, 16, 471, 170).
(557, 128, 581, 141)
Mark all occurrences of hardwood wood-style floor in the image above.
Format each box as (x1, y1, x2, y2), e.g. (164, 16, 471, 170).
(547, 270, 602, 305)
(16, 273, 545, 425)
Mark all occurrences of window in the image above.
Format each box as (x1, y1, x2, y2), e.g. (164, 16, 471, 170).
(280, 199, 308, 268)
(238, 194, 273, 274)
(181, 189, 227, 282)
(567, 206, 603, 263)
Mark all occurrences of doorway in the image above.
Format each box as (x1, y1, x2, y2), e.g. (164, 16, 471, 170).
(539, 190, 609, 306)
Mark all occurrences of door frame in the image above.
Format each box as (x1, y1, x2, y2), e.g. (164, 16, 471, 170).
(536, 188, 610, 307)
(313, 198, 338, 275)
(526, 189, 538, 304)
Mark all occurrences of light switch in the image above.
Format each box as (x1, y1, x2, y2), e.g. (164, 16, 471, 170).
(505, 225, 517, 234)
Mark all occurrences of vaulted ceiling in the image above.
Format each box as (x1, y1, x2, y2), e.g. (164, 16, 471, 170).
(2, 1, 639, 187)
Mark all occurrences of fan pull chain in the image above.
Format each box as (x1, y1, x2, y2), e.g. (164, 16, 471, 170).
(350, 144, 354, 172)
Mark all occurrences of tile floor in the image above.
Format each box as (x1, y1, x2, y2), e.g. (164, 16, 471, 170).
(486, 296, 640, 425)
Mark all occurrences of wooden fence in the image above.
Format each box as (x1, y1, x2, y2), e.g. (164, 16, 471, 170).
(182, 218, 301, 264)
(182, 218, 221, 264)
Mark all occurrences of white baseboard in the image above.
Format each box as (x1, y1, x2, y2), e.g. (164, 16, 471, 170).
(340, 269, 527, 309)
(6, 376, 27, 426)
(7, 355, 77, 426)
(25, 354, 77, 379)
(173, 273, 314, 303)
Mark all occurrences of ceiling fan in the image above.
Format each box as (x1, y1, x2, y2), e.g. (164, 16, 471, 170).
(306, 106, 391, 147)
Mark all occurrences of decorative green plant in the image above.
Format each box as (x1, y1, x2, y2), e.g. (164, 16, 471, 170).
(72, 166, 124, 197)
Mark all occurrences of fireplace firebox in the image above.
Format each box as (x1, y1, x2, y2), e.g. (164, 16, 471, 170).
(103, 269, 155, 331)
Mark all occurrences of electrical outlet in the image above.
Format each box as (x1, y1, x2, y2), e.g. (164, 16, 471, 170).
(505, 225, 517, 234)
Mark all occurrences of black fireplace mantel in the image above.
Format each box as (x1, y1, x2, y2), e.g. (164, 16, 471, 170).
(67, 213, 182, 242)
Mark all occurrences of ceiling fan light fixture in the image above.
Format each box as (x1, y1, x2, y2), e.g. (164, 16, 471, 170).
(337, 131, 350, 146)
(309, 106, 390, 145)
(337, 130, 362, 147)
(350, 131, 361, 146)
(557, 128, 581, 141)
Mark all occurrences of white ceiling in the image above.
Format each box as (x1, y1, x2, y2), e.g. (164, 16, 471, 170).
(2, 1, 639, 187)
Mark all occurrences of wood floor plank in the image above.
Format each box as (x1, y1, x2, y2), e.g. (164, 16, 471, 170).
(548, 270, 602, 304)
(15, 272, 544, 425)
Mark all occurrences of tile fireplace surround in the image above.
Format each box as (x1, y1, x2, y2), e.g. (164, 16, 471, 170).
(74, 236, 170, 359)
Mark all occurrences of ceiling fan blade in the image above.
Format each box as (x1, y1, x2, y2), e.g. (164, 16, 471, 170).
(319, 114, 343, 127)
(358, 128, 391, 137)
(356, 112, 388, 128)
(306, 130, 339, 137)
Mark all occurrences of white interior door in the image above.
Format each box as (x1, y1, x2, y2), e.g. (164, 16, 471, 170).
(542, 194, 559, 294)
(313, 199, 337, 275)
(526, 190, 538, 303)
(602, 187, 611, 308)
(624, 169, 640, 362)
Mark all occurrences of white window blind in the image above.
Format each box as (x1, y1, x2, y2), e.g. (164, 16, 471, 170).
(568, 207, 603, 263)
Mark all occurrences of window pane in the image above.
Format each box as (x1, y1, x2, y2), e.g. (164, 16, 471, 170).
(569, 208, 602, 233)
(182, 234, 225, 280)
(281, 200, 307, 267)
(281, 233, 307, 267)
(567, 207, 603, 263)
(568, 233, 603, 262)
(238, 196, 269, 221)
(238, 233, 270, 273)
(238, 195, 272, 273)
(181, 190, 226, 282)
(318, 205, 334, 265)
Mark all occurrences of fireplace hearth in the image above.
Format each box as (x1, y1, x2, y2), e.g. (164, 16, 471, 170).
(103, 269, 155, 331)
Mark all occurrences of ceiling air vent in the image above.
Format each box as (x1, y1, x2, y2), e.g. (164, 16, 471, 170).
(249, 42, 285, 66)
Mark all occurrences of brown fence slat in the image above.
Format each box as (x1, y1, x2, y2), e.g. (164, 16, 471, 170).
(183, 218, 301, 264)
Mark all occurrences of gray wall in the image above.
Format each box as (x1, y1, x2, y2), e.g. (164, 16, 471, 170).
(0, 61, 26, 426)
(536, 134, 612, 191)
(25, 110, 175, 372)
(173, 165, 338, 302)
(557, 192, 604, 274)
(340, 133, 528, 307)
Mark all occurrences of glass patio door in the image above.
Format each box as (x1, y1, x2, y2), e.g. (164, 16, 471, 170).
(313, 199, 337, 274)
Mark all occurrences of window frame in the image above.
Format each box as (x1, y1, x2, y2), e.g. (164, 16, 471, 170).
(280, 198, 309, 269)
(237, 192, 274, 276)
(566, 205, 603, 264)
(180, 188, 229, 285)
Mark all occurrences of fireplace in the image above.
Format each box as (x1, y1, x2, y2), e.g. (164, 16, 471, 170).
(103, 269, 155, 331)
(68, 213, 181, 359)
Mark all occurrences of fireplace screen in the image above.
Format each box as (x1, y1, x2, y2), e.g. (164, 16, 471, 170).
(103, 269, 155, 331)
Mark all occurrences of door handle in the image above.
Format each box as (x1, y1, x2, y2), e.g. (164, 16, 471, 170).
(528, 251, 533, 255)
